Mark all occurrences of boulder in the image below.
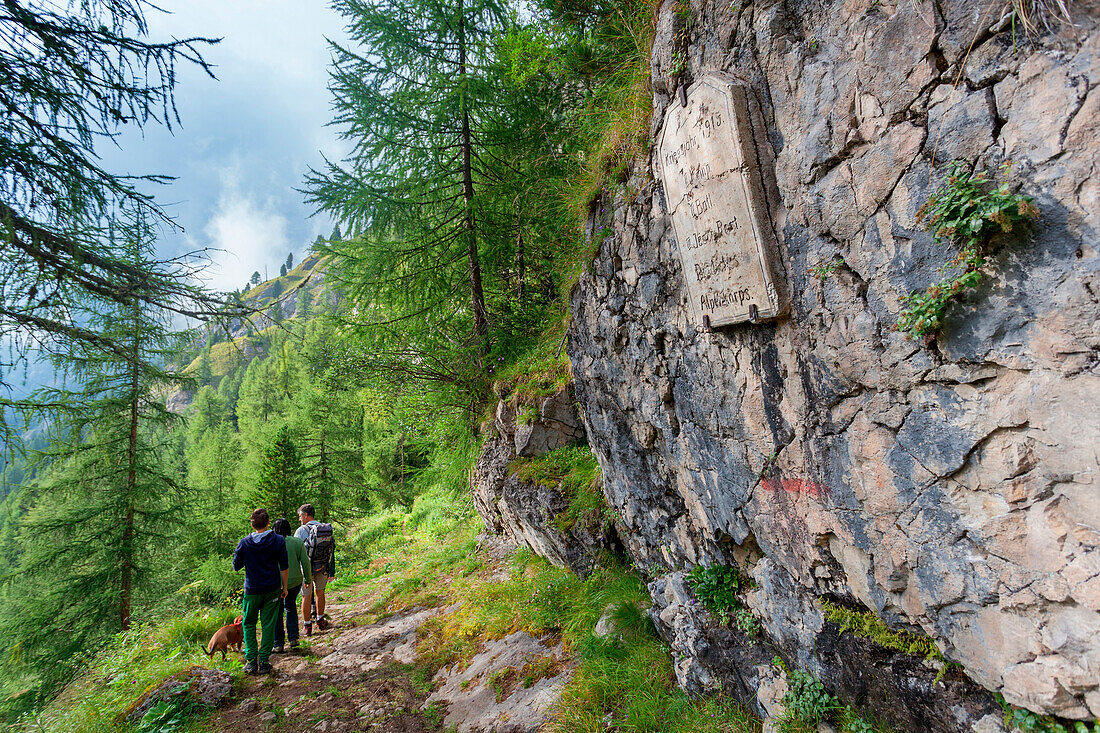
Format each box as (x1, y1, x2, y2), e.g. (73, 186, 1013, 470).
(425, 631, 572, 733)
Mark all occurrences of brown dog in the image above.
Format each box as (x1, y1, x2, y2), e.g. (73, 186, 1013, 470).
(204, 615, 244, 660)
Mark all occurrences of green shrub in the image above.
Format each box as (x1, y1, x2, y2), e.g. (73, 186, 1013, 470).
(782, 668, 838, 726)
(900, 162, 1038, 339)
(136, 690, 203, 733)
(773, 658, 884, 733)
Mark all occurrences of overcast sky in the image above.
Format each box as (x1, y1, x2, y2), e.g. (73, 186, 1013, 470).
(101, 0, 350, 292)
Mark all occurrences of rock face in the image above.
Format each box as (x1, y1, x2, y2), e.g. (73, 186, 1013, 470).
(472, 388, 615, 577)
(650, 571, 1001, 732)
(568, 0, 1100, 726)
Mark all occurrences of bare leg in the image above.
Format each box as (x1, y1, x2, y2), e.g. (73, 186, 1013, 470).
(317, 588, 326, 618)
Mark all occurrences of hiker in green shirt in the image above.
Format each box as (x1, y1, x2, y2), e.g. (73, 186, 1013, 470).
(272, 517, 311, 652)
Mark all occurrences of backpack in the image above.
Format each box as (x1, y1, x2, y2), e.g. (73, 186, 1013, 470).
(304, 521, 335, 569)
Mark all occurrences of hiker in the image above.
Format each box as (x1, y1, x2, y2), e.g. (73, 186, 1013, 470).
(272, 517, 310, 653)
(232, 508, 289, 675)
(295, 503, 335, 634)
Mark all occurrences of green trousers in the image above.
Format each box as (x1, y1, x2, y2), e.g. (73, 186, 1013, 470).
(242, 590, 282, 663)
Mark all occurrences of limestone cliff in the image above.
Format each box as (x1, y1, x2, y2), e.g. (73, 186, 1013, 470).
(566, 0, 1100, 727)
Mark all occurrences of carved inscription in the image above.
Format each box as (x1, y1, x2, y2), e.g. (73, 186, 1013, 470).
(658, 75, 785, 327)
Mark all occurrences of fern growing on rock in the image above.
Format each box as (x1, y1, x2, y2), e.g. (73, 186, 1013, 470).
(898, 162, 1038, 340)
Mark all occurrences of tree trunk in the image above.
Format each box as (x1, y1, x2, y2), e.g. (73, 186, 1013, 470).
(120, 298, 139, 631)
(319, 434, 329, 521)
(458, 0, 489, 361)
(516, 219, 525, 301)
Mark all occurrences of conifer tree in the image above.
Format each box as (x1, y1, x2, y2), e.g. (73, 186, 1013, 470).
(255, 425, 305, 520)
(293, 321, 368, 519)
(185, 388, 242, 556)
(0, 1, 248, 432)
(0, 214, 189, 687)
(305, 0, 509, 375)
(196, 346, 214, 385)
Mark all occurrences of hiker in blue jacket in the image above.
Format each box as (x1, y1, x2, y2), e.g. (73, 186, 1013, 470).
(232, 508, 289, 675)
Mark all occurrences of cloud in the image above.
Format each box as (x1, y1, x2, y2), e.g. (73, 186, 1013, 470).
(200, 175, 293, 292)
(98, 1, 342, 283)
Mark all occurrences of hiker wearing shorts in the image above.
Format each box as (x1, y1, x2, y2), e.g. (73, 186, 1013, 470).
(295, 503, 335, 634)
(232, 508, 289, 675)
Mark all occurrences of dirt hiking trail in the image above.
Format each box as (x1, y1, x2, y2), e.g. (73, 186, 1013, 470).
(204, 543, 572, 733)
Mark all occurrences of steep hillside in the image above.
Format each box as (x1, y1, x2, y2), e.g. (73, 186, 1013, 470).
(167, 253, 335, 412)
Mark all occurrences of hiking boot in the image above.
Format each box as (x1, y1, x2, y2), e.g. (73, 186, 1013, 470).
(272, 645, 284, 654)
(288, 639, 299, 649)
(242, 660, 259, 675)
(257, 661, 273, 675)
(304, 623, 312, 637)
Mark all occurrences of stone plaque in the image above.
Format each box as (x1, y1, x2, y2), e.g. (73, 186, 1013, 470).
(658, 74, 785, 327)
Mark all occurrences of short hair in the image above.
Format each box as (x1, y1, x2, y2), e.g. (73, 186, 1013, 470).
(250, 508, 270, 530)
(272, 517, 292, 536)
(298, 504, 315, 518)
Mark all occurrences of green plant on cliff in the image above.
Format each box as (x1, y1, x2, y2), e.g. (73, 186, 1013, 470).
(807, 256, 844, 281)
(734, 607, 761, 637)
(898, 162, 1039, 339)
(779, 668, 838, 730)
(773, 659, 885, 733)
(686, 564, 753, 624)
(999, 695, 1100, 733)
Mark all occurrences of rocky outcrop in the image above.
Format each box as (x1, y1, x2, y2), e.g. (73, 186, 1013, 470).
(125, 667, 232, 722)
(472, 388, 615, 578)
(568, 0, 1100, 727)
(321, 607, 439, 675)
(426, 632, 572, 733)
(650, 571, 1001, 733)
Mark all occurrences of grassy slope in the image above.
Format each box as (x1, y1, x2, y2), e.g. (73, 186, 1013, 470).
(12, 609, 243, 733)
(183, 253, 329, 379)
